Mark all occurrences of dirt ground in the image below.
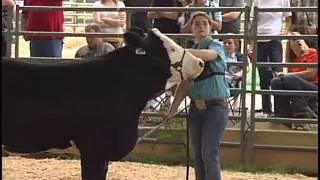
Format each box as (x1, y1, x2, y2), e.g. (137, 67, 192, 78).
(11, 36, 87, 59)
(2, 156, 316, 180)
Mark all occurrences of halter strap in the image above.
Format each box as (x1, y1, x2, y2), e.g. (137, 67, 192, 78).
(170, 49, 186, 80)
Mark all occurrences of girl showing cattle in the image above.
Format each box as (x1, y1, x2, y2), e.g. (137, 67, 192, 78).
(164, 11, 230, 180)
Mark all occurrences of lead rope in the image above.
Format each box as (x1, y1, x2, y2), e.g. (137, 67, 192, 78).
(184, 97, 190, 180)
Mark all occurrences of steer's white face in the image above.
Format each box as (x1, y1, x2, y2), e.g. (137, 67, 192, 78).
(151, 28, 204, 89)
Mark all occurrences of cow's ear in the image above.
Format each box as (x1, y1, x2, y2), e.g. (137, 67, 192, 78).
(128, 27, 145, 38)
(123, 31, 143, 48)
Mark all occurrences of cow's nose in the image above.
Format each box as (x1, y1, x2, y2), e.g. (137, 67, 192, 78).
(198, 61, 204, 68)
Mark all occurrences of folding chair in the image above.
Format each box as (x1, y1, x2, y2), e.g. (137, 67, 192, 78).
(226, 73, 242, 112)
(290, 96, 318, 130)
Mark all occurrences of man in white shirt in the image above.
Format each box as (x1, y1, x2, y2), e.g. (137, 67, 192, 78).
(250, 0, 292, 115)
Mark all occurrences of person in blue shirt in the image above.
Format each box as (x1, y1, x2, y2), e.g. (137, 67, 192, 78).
(164, 11, 230, 180)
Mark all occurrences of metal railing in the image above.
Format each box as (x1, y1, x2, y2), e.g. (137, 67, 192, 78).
(2, 5, 318, 167)
(249, 6, 318, 165)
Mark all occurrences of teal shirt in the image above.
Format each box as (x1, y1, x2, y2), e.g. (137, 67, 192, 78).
(189, 37, 231, 100)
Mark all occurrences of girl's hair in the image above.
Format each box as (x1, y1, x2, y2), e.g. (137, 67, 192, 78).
(285, 31, 301, 62)
(189, 11, 211, 25)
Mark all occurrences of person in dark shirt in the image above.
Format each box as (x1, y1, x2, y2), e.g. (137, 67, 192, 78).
(219, 0, 244, 34)
(123, 0, 152, 31)
(147, 0, 182, 33)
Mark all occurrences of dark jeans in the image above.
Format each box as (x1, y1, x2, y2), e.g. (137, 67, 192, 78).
(188, 104, 229, 180)
(271, 75, 318, 118)
(2, 35, 7, 57)
(30, 39, 63, 58)
(257, 40, 283, 113)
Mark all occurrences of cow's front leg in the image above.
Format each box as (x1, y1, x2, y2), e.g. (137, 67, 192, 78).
(80, 155, 109, 180)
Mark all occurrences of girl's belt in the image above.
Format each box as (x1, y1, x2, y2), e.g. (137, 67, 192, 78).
(191, 99, 227, 110)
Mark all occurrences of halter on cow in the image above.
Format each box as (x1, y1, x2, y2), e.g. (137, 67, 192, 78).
(2, 27, 204, 180)
(150, 28, 205, 89)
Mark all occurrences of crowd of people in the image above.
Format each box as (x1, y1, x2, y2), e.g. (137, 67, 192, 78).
(2, 0, 318, 179)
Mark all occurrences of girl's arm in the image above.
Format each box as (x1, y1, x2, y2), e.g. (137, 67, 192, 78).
(186, 49, 219, 62)
(165, 80, 193, 120)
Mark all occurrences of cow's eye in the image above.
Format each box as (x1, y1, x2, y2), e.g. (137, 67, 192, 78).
(171, 48, 175, 52)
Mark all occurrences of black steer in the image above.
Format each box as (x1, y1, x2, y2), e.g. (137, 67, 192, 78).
(2, 27, 172, 179)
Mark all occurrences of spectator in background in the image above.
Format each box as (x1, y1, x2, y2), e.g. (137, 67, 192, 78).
(220, 0, 244, 34)
(93, 0, 126, 48)
(123, 0, 152, 31)
(148, 0, 182, 34)
(147, 0, 183, 108)
(223, 36, 261, 111)
(23, 0, 64, 58)
(179, 0, 222, 48)
(223, 37, 243, 81)
(271, 32, 318, 127)
(2, 0, 15, 57)
(177, 0, 193, 6)
(75, 24, 115, 58)
(180, 0, 222, 34)
(250, 0, 292, 116)
(290, 0, 318, 48)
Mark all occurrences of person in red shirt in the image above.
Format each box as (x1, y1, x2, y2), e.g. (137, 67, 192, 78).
(23, 0, 64, 57)
(271, 32, 318, 125)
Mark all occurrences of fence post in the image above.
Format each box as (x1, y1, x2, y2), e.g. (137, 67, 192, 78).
(5, 7, 14, 58)
(126, 11, 132, 31)
(239, 5, 250, 166)
(14, 5, 20, 58)
(248, 6, 258, 165)
(71, 0, 77, 32)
